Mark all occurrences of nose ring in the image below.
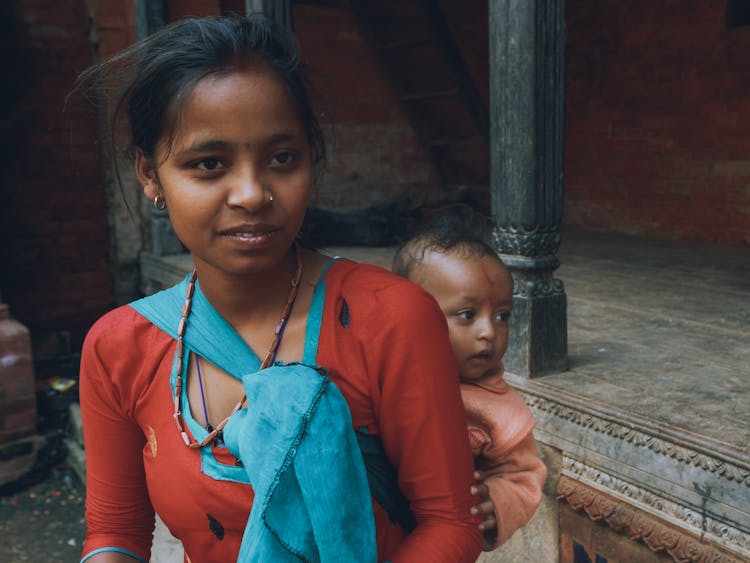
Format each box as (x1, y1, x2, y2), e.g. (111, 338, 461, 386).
(266, 192, 274, 203)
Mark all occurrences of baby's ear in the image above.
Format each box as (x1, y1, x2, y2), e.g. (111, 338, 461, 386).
(135, 149, 159, 199)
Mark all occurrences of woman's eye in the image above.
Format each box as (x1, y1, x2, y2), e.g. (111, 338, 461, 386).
(495, 311, 511, 322)
(457, 310, 475, 321)
(195, 158, 223, 171)
(270, 151, 296, 167)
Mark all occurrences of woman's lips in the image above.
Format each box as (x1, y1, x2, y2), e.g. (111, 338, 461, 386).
(219, 225, 280, 248)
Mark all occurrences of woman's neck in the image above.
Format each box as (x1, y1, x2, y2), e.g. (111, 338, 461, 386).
(192, 247, 299, 329)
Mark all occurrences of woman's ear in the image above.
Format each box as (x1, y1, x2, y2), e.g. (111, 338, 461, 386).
(135, 149, 160, 200)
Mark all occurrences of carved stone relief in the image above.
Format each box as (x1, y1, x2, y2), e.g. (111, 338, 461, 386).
(557, 458, 750, 562)
(524, 394, 750, 487)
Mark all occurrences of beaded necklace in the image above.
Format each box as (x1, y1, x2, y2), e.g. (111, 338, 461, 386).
(172, 242, 303, 449)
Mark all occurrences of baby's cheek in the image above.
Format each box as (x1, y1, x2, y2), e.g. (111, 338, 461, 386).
(446, 325, 471, 356)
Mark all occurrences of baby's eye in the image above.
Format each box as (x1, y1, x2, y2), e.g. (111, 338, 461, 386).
(270, 151, 297, 167)
(495, 311, 511, 322)
(456, 310, 475, 321)
(194, 158, 223, 171)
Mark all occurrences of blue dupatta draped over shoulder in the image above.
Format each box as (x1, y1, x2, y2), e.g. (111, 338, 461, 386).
(130, 276, 377, 563)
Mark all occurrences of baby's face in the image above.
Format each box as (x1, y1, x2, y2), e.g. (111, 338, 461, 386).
(414, 250, 513, 381)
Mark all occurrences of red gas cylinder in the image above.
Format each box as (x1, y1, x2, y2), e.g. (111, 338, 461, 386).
(0, 302, 41, 485)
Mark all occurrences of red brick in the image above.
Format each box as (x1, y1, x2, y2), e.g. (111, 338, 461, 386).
(1, 0, 112, 337)
(564, 1, 750, 244)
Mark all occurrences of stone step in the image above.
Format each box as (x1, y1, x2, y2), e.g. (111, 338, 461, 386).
(68, 402, 83, 446)
(65, 438, 86, 487)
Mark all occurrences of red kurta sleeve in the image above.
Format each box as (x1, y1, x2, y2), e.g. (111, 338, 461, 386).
(79, 308, 158, 562)
(364, 279, 483, 562)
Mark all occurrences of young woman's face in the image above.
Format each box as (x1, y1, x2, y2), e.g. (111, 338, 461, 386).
(414, 251, 513, 381)
(137, 66, 312, 278)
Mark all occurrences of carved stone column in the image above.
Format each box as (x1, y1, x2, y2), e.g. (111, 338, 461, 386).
(135, 1, 184, 260)
(489, 0, 567, 377)
(245, 0, 291, 28)
(134, 0, 164, 39)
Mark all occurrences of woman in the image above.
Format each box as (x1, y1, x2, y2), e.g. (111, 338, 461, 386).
(78, 14, 481, 563)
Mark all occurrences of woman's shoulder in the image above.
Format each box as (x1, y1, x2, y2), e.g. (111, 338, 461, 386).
(86, 303, 153, 339)
(81, 303, 175, 419)
(81, 302, 175, 399)
(326, 260, 445, 336)
(325, 259, 442, 318)
(83, 302, 171, 358)
(326, 258, 432, 297)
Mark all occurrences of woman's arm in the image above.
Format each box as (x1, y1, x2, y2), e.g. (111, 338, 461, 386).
(373, 285, 483, 562)
(79, 312, 155, 562)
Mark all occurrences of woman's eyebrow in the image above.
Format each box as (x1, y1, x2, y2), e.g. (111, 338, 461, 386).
(182, 133, 300, 154)
(181, 139, 230, 154)
(267, 132, 301, 144)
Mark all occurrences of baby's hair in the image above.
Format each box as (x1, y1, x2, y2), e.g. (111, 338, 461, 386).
(392, 204, 502, 280)
(73, 14, 325, 191)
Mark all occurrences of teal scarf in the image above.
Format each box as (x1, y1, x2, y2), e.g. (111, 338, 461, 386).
(130, 278, 377, 562)
(222, 363, 376, 562)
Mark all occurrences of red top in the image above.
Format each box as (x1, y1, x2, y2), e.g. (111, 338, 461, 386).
(80, 260, 482, 562)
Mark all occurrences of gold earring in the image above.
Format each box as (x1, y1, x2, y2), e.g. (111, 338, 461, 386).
(153, 194, 167, 210)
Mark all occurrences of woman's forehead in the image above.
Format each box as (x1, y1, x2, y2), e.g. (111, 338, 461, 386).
(163, 68, 305, 151)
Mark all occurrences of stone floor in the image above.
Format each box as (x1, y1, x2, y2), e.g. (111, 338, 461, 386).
(143, 228, 749, 561)
(539, 230, 748, 462)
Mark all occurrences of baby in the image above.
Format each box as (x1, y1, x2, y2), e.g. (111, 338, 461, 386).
(393, 215, 547, 550)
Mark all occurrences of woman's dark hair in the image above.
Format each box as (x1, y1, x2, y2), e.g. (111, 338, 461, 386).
(392, 204, 499, 279)
(75, 14, 325, 179)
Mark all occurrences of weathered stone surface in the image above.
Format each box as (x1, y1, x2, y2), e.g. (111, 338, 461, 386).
(65, 438, 86, 488)
(68, 403, 83, 446)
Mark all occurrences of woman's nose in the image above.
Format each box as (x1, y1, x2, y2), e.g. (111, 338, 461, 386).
(226, 166, 268, 210)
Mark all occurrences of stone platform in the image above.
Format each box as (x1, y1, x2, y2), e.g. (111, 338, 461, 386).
(141, 229, 749, 562)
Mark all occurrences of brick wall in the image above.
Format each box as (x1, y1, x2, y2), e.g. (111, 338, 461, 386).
(94, 0, 137, 56)
(0, 0, 112, 363)
(164, 0, 220, 20)
(565, 0, 750, 245)
(293, 3, 437, 211)
(4, 0, 744, 367)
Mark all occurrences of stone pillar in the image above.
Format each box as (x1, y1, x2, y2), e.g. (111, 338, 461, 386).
(134, 0, 164, 39)
(245, 0, 291, 28)
(489, 0, 567, 378)
(134, 1, 184, 263)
